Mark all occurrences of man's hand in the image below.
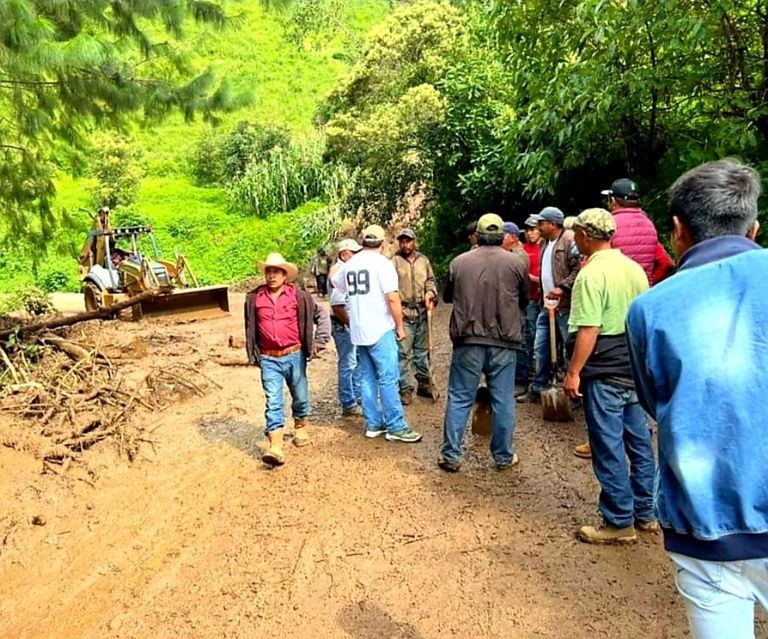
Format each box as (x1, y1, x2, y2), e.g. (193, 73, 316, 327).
(546, 287, 564, 300)
(396, 325, 406, 341)
(563, 371, 582, 398)
(425, 293, 436, 311)
(312, 346, 324, 358)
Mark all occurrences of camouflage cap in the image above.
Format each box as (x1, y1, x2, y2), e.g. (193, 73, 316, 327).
(573, 208, 617, 240)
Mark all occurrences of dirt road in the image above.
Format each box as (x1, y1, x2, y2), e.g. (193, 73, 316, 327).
(0, 297, 762, 638)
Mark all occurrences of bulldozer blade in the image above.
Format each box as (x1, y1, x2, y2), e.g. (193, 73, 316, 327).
(138, 285, 230, 320)
(471, 385, 493, 437)
(541, 387, 574, 422)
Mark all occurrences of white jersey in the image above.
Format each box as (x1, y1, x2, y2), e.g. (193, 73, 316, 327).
(331, 249, 398, 346)
(329, 260, 348, 309)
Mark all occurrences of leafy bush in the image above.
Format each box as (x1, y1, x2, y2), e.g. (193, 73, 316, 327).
(36, 268, 77, 293)
(0, 286, 54, 316)
(90, 135, 147, 209)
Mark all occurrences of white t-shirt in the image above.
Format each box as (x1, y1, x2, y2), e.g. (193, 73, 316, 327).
(540, 239, 556, 296)
(331, 249, 398, 346)
(329, 261, 348, 309)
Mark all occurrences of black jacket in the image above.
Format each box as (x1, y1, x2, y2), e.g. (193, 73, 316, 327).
(443, 245, 528, 350)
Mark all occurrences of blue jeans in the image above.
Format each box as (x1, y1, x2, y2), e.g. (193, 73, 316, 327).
(441, 345, 517, 465)
(670, 553, 768, 639)
(357, 330, 408, 433)
(260, 351, 310, 433)
(332, 323, 361, 409)
(515, 301, 540, 385)
(532, 306, 570, 391)
(399, 312, 429, 392)
(583, 379, 655, 528)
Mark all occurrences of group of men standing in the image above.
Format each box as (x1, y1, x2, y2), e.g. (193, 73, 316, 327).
(243, 158, 768, 639)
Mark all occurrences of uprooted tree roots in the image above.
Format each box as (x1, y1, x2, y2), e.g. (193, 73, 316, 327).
(0, 330, 220, 472)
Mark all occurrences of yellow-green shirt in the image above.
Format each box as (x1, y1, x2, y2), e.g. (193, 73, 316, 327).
(568, 249, 648, 335)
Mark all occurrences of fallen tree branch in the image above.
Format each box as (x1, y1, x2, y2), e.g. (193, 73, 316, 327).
(0, 291, 158, 340)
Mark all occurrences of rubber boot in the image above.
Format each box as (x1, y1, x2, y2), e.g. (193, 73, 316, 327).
(262, 428, 285, 466)
(293, 419, 310, 447)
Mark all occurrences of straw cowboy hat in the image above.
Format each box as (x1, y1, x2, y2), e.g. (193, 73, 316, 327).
(256, 252, 298, 282)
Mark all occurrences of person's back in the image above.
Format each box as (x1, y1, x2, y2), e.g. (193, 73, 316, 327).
(611, 207, 658, 278)
(626, 158, 768, 639)
(602, 178, 658, 281)
(628, 246, 768, 546)
(446, 245, 527, 348)
(341, 248, 396, 346)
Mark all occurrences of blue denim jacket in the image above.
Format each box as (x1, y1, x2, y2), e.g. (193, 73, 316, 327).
(626, 236, 768, 561)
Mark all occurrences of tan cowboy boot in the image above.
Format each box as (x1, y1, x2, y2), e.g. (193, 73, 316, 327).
(263, 428, 285, 466)
(293, 419, 310, 447)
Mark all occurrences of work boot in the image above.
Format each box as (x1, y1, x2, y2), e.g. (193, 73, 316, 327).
(496, 453, 520, 471)
(514, 384, 528, 398)
(400, 389, 413, 406)
(635, 519, 661, 534)
(293, 419, 310, 447)
(262, 429, 285, 466)
(573, 442, 592, 459)
(578, 522, 637, 544)
(437, 457, 461, 473)
(342, 404, 362, 418)
(416, 379, 435, 399)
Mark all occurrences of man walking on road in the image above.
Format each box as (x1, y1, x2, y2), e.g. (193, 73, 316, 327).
(627, 159, 768, 638)
(331, 225, 422, 443)
(245, 253, 331, 467)
(391, 228, 438, 405)
(562, 209, 656, 544)
(310, 247, 331, 297)
(438, 213, 528, 472)
(329, 238, 363, 417)
(529, 207, 580, 402)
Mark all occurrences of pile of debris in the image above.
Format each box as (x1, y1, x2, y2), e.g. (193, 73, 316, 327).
(0, 326, 219, 471)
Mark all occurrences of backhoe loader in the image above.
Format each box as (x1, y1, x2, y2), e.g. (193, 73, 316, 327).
(78, 208, 229, 320)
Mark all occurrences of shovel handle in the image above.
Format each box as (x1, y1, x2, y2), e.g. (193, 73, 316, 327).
(548, 306, 557, 366)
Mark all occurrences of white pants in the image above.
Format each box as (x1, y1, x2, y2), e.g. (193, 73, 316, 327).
(670, 552, 768, 639)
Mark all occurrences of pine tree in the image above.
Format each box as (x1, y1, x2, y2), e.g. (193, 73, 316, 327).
(0, 0, 246, 240)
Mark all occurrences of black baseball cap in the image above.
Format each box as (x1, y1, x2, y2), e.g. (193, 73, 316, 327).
(602, 178, 640, 201)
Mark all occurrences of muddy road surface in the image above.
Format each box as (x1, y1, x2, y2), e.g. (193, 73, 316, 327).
(1, 295, 762, 638)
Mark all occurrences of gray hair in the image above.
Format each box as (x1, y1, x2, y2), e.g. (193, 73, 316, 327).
(669, 158, 761, 244)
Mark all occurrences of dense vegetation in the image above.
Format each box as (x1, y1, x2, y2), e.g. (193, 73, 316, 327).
(0, 1, 389, 293)
(323, 0, 768, 269)
(2, 0, 766, 293)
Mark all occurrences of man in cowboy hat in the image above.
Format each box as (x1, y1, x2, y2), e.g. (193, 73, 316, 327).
(245, 252, 331, 466)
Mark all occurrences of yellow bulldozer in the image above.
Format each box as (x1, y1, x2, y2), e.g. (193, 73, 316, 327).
(78, 208, 229, 320)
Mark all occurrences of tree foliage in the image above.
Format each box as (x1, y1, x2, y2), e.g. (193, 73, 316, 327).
(320, 0, 467, 219)
(0, 0, 244, 241)
(90, 134, 146, 209)
(323, 0, 768, 266)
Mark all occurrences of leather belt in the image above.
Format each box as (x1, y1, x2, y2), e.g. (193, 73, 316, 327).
(260, 343, 302, 358)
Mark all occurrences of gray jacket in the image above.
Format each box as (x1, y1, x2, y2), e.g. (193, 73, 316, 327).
(443, 245, 528, 349)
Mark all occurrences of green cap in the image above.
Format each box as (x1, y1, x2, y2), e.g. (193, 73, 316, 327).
(573, 208, 617, 240)
(477, 213, 504, 234)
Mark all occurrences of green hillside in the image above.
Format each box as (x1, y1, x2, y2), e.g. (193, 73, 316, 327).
(0, 1, 390, 295)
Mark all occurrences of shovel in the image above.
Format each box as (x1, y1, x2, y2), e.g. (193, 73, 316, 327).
(471, 384, 493, 437)
(541, 304, 574, 422)
(426, 307, 441, 403)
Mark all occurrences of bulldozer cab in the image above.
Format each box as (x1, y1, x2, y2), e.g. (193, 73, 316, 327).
(78, 208, 229, 319)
